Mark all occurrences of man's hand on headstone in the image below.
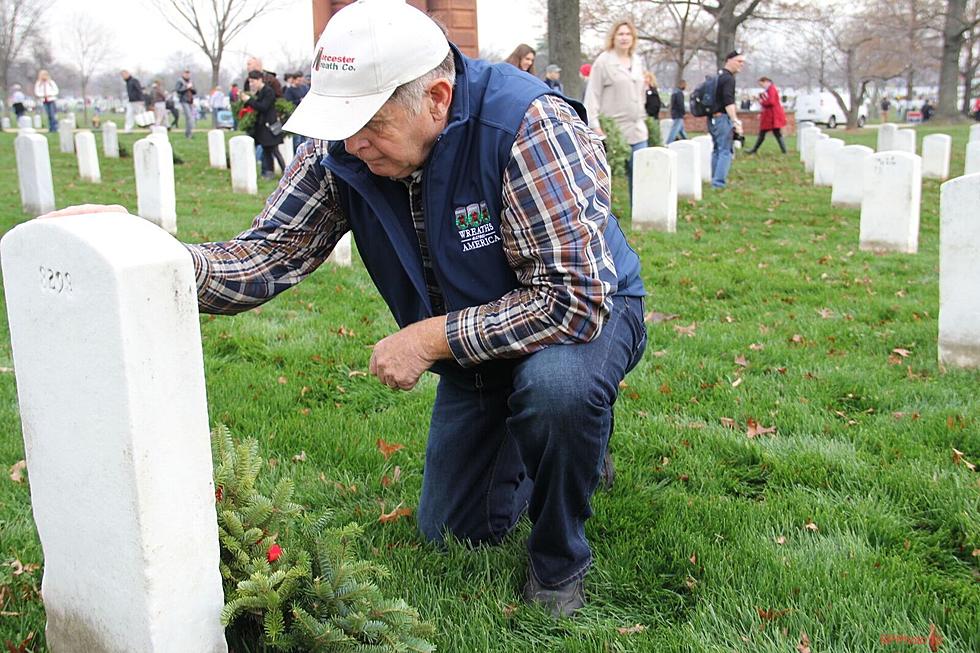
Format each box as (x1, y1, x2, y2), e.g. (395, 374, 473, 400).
(369, 316, 450, 391)
(38, 204, 128, 219)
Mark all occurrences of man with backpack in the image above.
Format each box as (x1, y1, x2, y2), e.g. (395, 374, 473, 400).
(704, 51, 745, 189)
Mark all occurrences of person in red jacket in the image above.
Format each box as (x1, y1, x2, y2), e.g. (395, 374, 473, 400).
(747, 76, 786, 154)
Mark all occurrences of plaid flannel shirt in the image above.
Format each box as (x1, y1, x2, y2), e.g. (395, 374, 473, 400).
(187, 94, 617, 368)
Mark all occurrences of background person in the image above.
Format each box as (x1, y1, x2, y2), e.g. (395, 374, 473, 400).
(121, 70, 143, 132)
(708, 50, 745, 189)
(504, 43, 536, 74)
(665, 80, 687, 144)
(241, 70, 284, 179)
(583, 19, 648, 203)
(175, 69, 197, 138)
(34, 69, 59, 133)
(644, 71, 661, 119)
(151, 80, 168, 126)
(747, 76, 786, 154)
(9, 84, 26, 119)
(543, 64, 563, 94)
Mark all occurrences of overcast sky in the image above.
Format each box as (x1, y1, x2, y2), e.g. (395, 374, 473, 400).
(47, 0, 545, 76)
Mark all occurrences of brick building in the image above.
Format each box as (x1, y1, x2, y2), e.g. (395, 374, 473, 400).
(311, 0, 479, 56)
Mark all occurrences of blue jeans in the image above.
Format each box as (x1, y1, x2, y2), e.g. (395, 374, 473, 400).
(625, 141, 646, 205)
(417, 295, 647, 587)
(181, 102, 195, 138)
(43, 101, 58, 133)
(666, 118, 687, 144)
(709, 114, 734, 188)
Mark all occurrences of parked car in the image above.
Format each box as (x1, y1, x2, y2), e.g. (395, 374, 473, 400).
(795, 91, 868, 128)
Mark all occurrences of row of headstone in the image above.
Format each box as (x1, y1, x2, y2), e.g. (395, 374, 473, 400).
(230, 135, 257, 194)
(668, 140, 702, 200)
(969, 124, 980, 143)
(75, 132, 101, 184)
(104, 121, 119, 158)
(813, 138, 844, 186)
(632, 147, 677, 232)
(830, 145, 873, 208)
(135, 135, 177, 235)
(15, 133, 56, 215)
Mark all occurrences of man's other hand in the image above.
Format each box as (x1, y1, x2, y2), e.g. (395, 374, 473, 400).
(370, 316, 451, 391)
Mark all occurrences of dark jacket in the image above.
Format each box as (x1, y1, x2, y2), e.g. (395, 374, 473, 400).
(245, 83, 283, 147)
(544, 78, 564, 95)
(322, 46, 644, 383)
(283, 84, 309, 106)
(176, 77, 196, 104)
(644, 86, 661, 117)
(125, 76, 143, 102)
(670, 88, 685, 119)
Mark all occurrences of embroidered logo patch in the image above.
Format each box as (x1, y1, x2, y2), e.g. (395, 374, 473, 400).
(453, 201, 501, 252)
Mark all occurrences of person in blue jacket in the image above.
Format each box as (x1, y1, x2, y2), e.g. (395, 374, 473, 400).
(43, 0, 647, 619)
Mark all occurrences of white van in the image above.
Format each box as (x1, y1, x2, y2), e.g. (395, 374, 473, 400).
(794, 91, 868, 128)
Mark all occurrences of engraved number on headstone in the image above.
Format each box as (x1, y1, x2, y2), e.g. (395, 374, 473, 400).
(39, 265, 72, 294)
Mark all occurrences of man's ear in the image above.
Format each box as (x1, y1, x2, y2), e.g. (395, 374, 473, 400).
(427, 78, 453, 121)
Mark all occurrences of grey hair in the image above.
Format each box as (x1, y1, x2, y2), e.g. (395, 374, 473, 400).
(388, 50, 456, 114)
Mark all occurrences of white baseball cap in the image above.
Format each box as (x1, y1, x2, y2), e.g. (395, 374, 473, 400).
(283, 0, 451, 142)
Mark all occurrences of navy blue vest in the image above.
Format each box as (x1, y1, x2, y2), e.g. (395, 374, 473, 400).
(321, 49, 644, 359)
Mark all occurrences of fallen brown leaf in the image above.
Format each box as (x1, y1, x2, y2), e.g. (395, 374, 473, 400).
(892, 348, 911, 358)
(645, 311, 680, 324)
(720, 417, 736, 429)
(817, 308, 834, 319)
(952, 448, 976, 471)
(797, 630, 811, 653)
(734, 354, 748, 367)
(617, 624, 647, 635)
(378, 505, 412, 524)
(9, 460, 26, 484)
(376, 439, 405, 460)
(746, 419, 776, 438)
(749, 343, 764, 351)
(775, 536, 786, 545)
(277, 375, 287, 385)
(804, 520, 819, 533)
(291, 451, 307, 463)
(673, 323, 697, 337)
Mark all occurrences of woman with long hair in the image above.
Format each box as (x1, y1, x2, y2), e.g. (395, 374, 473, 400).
(583, 20, 648, 202)
(505, 44, 536, 75)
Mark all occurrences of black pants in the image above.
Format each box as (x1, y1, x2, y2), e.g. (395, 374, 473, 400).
(750, 128, 786, 153)
(261, 144, 286, 177)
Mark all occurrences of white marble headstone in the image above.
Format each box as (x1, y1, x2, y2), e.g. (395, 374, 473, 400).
(692, 135, 712, 182)
(631, 146, 677, 232)
(274, 139, 295, 175)
(859, 152, 921, 253)
(14, 133, 56, 216)
(328, 233, 353, 267)
(813, 137, 844, 186)
(893, 129, 916, 154)
(659, 119, 673, 143)
(75, 131, 101, 183)
(939, 173, 980, 368)
(799, 126, 819, 163)
(667, 140, 702, 200)
(103, 121, 119, 158)
(2, 116, 10, 129)
(920, 134, 951, 180)
(17, 115, 32, 130)
(0, 214, 227, 653)
(58, 115, 76, 154)
(969, 123, 980, 143)
(229, 135, 258, 195)
(207, 130, 226, 169)
(33, 114, 42, 129)
(150, 125, 169, 139)
(877, 123, 897, 152)
(134, 136, 177, 234)
(831, 145, 873, 208)
(965, 141, 980, 176)
(804, 132, 828, 173)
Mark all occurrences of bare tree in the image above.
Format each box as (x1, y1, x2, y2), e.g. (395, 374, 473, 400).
(960, 0, 980, 113)
(874, 0, 944, 101)
(0, 0, 53, 93)
(62, 15, 114, 126)
(797, 5, 906, 128)
(549, 0, 583, 99)
(703, 0, 767, 69)
(937, 0, 980, 118)
(148, 0, 281, 88)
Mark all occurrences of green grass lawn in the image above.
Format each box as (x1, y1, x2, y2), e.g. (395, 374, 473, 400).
(1, 123, 978, 652)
